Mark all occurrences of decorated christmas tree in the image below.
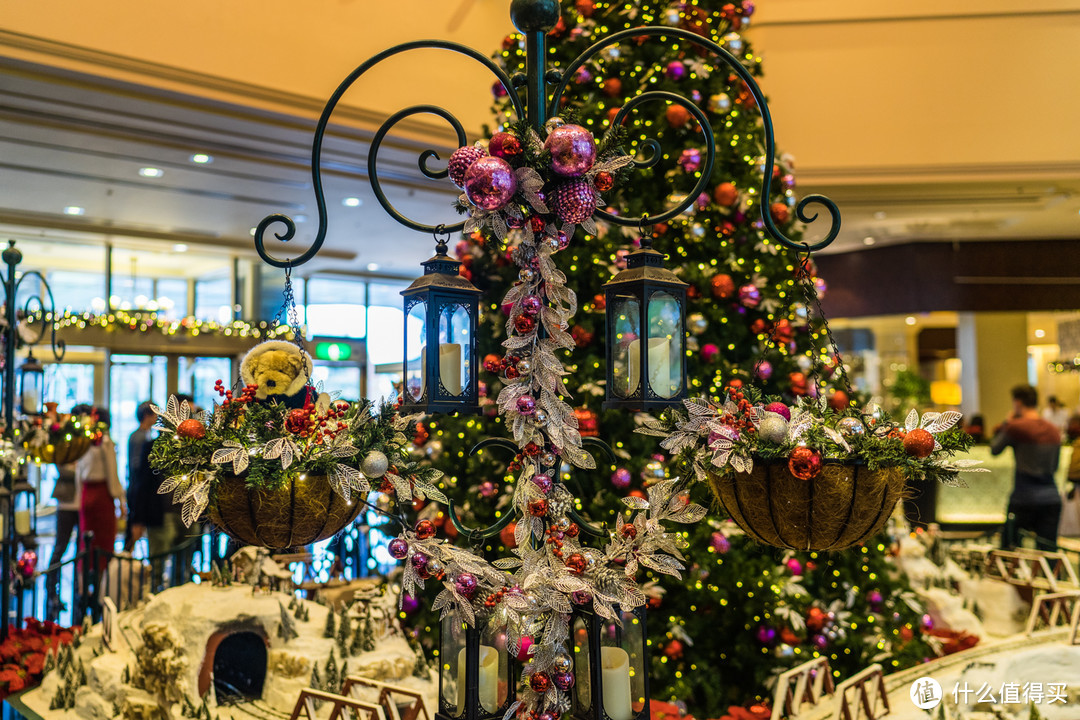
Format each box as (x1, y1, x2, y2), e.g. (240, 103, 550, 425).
(400, 0, 938, 713)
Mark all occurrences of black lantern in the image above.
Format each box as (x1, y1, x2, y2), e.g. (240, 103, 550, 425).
(602, 244, 688, 411)
(18, 351, 44, 417)
(401, 237, 482, 414)
(571, 603, 649, 720)
(11, 478, 36, 538)
(438, 609, 514, 720)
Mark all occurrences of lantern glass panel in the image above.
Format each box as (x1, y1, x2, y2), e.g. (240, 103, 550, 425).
(572, 615, 591, 712)
(442, 614, 465, 717)
(599, 620, 633, 720)
(406, 301, 427, 402)
(609, 295, 641, 399)
(646, 291, 683, 399)
(438, 304, 471, 397)
(621, 610, 647, 716)
(479, 617, 508, 712)
(20, 365, 43, 416)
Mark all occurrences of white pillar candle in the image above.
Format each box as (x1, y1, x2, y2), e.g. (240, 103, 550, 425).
(601, 647, 633, 720)
(457, 644, 499, 713)
(21, 386, 38, 415)
(421, 343, 463, 396)
(626, 337, 671, 396)
(14, 509, 30, 536)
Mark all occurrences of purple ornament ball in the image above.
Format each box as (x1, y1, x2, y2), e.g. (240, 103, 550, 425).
(743, 0, 755, 16)
(491, 80, 508, 99)
(921, 613, 934, 631)
(411, 552, 429, 571)
(532, 473, 554, 495)
(556, 231, 570, 250)
(479, 481, 498, 498)
(611, 468, 632, 489)
(701, 343, 720, 363)
(756, 625, 776, 645)
(665, 60, 687, 81)
(388, 537, 409, 560)
(678, 148, 702, 173)
(545, 125, 597, 177)
(551, 178, 596, 224)
(464, 156, 518, 210)
(866, 590, 884, 607)
(812, 634, 828, 650)
(454, 572, 479, 599)
(521, 295, 542, 315)
(553, 671, 575, 690)
(448, 145, 487, 188)
(764, 401, 790, 420)
(814, 276, 828, 299)
(738, 283, 761, 308)
(516, 395, 537, 415)
(756, 360, 773, 381)
(710, 532, 731, 554)
(401, 593, 421, 615)
(571, 589, 593, 605)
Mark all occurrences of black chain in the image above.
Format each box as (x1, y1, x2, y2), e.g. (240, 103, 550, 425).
(273, 264, 312, 382)
(795, 251, 855, 400)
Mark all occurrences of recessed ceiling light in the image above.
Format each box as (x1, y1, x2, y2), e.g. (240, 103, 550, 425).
(173, 243, 189, 253)
(139, 167, 164, 178)
(863, 236, 876, 246)
(190, 153, 213, 164)
(873, 211, 887, 220)
(294, 214, 308, 223)
(905, 316, 917, 326)
(63, 206, 85, 216)
(366, 262, 380, 272)
(342, 197, 362, 207)
(1035, 328, 1046, 338)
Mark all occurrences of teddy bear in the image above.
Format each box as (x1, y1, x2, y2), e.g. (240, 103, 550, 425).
(240, 340, 313, 408)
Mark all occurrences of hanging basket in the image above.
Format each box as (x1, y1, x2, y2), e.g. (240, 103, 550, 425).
(207, 473, 363, 550)
(28, 435, 94, 467)
(708, 460, 904, 551)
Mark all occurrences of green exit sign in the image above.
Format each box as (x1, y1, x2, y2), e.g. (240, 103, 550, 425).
(315, 342, 352, 362)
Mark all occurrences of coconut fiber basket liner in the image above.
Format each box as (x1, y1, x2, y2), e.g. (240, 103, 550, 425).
(207, 473, 363, 550)
(709, 460, 904, 551)
(45, 435, 94, 466)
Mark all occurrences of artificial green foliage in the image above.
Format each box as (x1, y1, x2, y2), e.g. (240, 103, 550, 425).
(401, 0, 938, 714)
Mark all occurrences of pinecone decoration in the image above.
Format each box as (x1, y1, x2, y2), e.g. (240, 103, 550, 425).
(551, 178, 596, 224)
(448, 146, 487, 188)
(547, 495, 572, 519)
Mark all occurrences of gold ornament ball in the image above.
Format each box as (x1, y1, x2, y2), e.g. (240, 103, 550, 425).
(758, 415, 788, 444)
(837, 417, 866, 437)
(688, 313, 708, 335)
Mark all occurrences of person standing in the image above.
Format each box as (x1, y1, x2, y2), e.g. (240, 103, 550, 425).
(76, 407, 125, 566)
(125, 401, 157, 550)
(991, 385, 1063, 551)
(133, 395, 191, 558)
(45, 461, 78, 618)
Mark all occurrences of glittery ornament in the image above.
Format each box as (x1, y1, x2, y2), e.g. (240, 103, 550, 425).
(738, 283, 761, 308)
(764, 401, 791, 421)
(611, 468, 631, 489)
(806, 607, 826, 632)
(527, 499, 549, 517)
(551, 178, 596, 224)
(448, 145, 486, 188)
(532, 473, 553, 495)
(514, 314, 537, 334)
(518, 268, 535, 284)
(788, 446, 823, 480)
(540, 452, 557, 466)
(545, 124, 596, 177)
(758, 414, 789, 444)
(594, 171, 614, 193)
(415, 519, 437, 540)
(530, 673, 552, 693)
(516, 395, 537, 415)
(811, 634, 828, 650)
(711, 273, 735, 299)
(489, 131, 523, 161)
(710, 531, 730, 553)
(388, 538, 408, 560)
(565, 553, 587, 576)
(556, 231, 571, 250)
(707, 92, 732, 114)
(464, 156, 518, 210)
(701, 343, 720, 363)
(756, 360, 773, 381)
(176, 418, 207, 440)
(690, 223, 706, 238)
(571, 589, 592, 605)
(553, 671, 575, 691)
(664, 60, 687, 81)
(837, 417, 866, 437)
(903, 428, 935, 458)
(687, 313, 708, 335)
(620, 524, 637, 540)
(361, 450, 389, 478)
(454, 572, 478, 598)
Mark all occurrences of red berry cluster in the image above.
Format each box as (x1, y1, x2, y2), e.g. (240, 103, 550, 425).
(215, 380, 258, 407)
(483, 586, 508, 609)
(721, 386, 757, 435)
(545, 526, 565, 559)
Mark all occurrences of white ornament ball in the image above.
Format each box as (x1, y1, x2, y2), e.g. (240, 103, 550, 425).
(691, 223, 707, 239)
(797, 355, 813, 372)
(641, 461, 666, 482)
(361, 450, 389, 478)
(837, 417, 866, 437)
(662, 6, 681, 25)
(758, 414, 789, 444)
(425, 440, 444, 460)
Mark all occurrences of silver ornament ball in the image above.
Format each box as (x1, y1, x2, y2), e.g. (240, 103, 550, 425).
(722, 32, 744, 56)
(426, 558, 445, 577)
(796, 355, 813, 372)
(516, 359, 532, 374)
(375, 493, 393, 513)
(641, 461, 666, 481)
(540, 452, 557, 466)
(758, 415, 789, 444)
(544, 117, 566, 134)
(425, 440, 444, 460)
(662, 7, 681, 25)
(686, 337, 700, 352)
(691, 223, 707, 239)
(519, 268, 536, 283)
(553, 652, 573, 673)
(361, 450, 389, 478)
(837, 417, 866, 437)
(533, 409, 549, 425)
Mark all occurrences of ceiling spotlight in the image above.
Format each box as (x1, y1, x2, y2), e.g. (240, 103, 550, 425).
(173, 243, 189, 253)
(190, 153, 213, 164)
(863, 236, 876, 246)
(366, 262, 380, 272)
(342, 197, 362, 207)
(139, 167, 164, 178)
(63, 206, 85, 216)
(1035, 329, 1046, 339)
(905, 316, 917, 326)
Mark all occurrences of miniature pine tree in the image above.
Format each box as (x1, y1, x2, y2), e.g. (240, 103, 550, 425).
(310, 664, 322, 691)
(294, 600, 305, 621)
(288, 596, 297, 610)
(49, 690, 62, 710)
(279, 601, 299, 642)
(410, 635, 429, 679)
(323, 607, 336, 638)
(72, 631, 81, 649)
(362, 615, 376, 653)
(77, 659, 87, 686)
(336, 608, 351, 655)
(44, 650, 56, 674)
(340, 660, 349, 683)
(349, 622, 364, 656)
(1030, 704, 1045, 720)
(302, 606, 310, 622)
(121, 664, 130, 684)
(324, 649, 339, 693)
(182, 694, 196, 718)
(82, 613, 92, 635)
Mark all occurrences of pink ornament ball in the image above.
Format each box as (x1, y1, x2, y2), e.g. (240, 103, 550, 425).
(611, 468, 632, 489)
(738, 283, 761, 308)
(521, 295, 542, 315)
(665, 60, 687, 81)
(814, 276, 828, 299)
(454, 572, 479, 599)
(479, 481, 498, 498)
(551, 178, 596, 224)
(464, 156, 518, 210)
(545, 124, 597, 177)
(448, 145, 487, 188)
(516, 635, 534, 661)
(678, 148, 702, 173)
(786, 558, 803, 576)
(701, 343, 720, 363)
(401, 594, 421, 615)
(488, 131, 523, 161)
(388, 538, 409, 560)
(756, 360, 773, 381)
(553, 671, 575, 690)
(516, 395, 537, 415)
(756, 625, 776, 645)
(764, 401, 790, 420)
(532, 473, 553, 495)
(710, 532, 730, 554)
(867, 590, 884, 607)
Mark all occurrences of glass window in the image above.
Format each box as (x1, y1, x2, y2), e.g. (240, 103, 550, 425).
(305, 278, 367, 339)
(178, 357, 233, 412)
(46, 270, 106, 314)
(194, 274, 232, 323)
(44, 363, 95, 410)
(109, 354, 168, 485)
(154, 278, 188, 320)
(311, 365, 362, 401)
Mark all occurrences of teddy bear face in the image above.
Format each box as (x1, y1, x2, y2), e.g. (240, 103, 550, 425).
(249, 350, 304, 400)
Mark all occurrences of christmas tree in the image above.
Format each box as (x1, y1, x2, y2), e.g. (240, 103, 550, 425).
(404, 0, 935, 713)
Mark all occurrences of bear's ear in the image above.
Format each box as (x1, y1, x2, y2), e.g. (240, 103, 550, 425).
(240, 345, 268, 386)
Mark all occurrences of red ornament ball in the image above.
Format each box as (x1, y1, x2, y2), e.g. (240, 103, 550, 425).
(529, 672, 552, 694)
(788, 446, 823, 481)
(713, 182, 739, 206)
(602, 78, 622, 97)
(415, 519, 437, 540)
(565, 553, 587, 576)
(594, 171, 614, 192)
(571, 325, 594, 348)
(575, 0, 595, 16)
(483, 354, 503, 373)
(663, 639, 684, 660)
(829, 390, 849, 412)
(500, 521, 518, 549)
(514, 314, 538, 334)
(527, 499, 549, 517)
(806, 606, 827, 632)
(770, 201, 791, 224)
(903, 428, 935, 458)
(489, 131, 523, 161)
(665, 105, 692, 129)
(177, 418, 207, 439)
(711, 273, 735, 299)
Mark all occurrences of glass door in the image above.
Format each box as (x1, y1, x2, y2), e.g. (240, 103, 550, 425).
(109, 355, 168, 483)
(178, 356, 233, 412)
